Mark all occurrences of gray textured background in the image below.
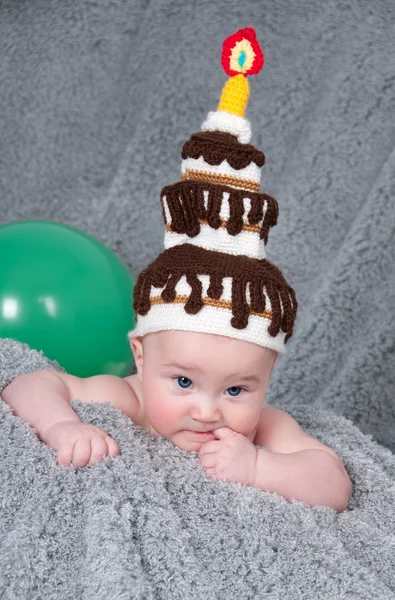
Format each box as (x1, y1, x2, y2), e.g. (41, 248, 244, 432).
(1, 0, 394, 449)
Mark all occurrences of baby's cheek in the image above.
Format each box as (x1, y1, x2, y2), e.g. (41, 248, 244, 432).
(228, 405, 261, 437)
(152, 402, 174, 423)
(144, 393, 182, 435)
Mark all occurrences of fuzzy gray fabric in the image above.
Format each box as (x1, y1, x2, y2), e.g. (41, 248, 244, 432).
(0, 0, 395, 598)
(0, 339, 65, 394)
(1, 383, 395, 599)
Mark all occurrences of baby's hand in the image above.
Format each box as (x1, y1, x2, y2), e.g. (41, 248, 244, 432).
(44, 421, 119, 467)
(199, 427, 258, 486)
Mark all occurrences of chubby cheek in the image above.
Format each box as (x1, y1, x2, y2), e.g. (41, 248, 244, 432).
(142, 381, 184, 436)
(226, 404, 261, 437)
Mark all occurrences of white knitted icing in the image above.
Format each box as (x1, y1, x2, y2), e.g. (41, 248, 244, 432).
(162, 191, 269, 258)
(128, 275, 285, 353)
(129, 303, 285, 354)
(148, 275, 274, 308)
(164, 226, 266, 259)
(201, 111, 252, 144)
(181, 156, 261, 190)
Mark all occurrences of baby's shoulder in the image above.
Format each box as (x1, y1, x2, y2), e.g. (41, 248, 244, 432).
(123, 373, 141, 396)
(122, 374, 145, 424)
(255, 403, 339, 458)
(54, 370, 143, 423)
(254, 403, 310, 452)
(82, 372, 144, 423)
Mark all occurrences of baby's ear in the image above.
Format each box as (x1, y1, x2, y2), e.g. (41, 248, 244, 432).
(130, 337, 144, 381)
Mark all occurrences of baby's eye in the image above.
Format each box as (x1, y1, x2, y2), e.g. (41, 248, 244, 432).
(226, 386, 243, 397)
(175, 376, 192, 389)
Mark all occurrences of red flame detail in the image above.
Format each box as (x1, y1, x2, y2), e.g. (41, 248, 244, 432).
(221, 27, 264, 77)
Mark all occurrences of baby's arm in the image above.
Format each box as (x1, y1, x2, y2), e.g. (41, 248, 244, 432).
(254, 405, 352, 511)
(199, 405, 351, 511)
(1, 370, 140, 467)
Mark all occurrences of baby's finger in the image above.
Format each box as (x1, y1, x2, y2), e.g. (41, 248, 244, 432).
(198, 440, 221, 456)
(204, 467, 219, 480)
(89, 435, 108, 464)
(212, 427, 236, 440)
(105, 436, 119, 458)
(72, 438, 92, 468)
(56, 444, 73, 466)
(199, 452, 217, 468)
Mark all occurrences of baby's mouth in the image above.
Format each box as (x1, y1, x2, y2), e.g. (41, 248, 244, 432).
(185, 430, 215, 436)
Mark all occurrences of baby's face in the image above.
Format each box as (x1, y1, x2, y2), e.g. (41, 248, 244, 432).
(131, 330, 277, 452)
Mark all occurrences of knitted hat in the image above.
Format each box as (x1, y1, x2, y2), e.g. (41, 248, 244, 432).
(129, 28, 297, 354)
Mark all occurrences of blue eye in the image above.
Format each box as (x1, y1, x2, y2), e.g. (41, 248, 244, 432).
(176, 376, 192, 389)
(227, 386, 243, 397)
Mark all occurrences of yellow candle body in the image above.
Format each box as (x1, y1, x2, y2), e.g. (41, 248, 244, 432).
(217, 74, 250, 117)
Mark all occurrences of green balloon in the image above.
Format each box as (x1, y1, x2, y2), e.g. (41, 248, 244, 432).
(0, 221, 135, 377)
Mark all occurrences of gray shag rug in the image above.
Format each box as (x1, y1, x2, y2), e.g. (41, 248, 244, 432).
(0, 0, 394, 598)
(1, 339, 395, 599)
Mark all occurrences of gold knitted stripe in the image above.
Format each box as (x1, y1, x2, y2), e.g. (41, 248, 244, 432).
(180, 169, 260, 192)
(165, 219, 261, 234)
(150, 294, 273, 320)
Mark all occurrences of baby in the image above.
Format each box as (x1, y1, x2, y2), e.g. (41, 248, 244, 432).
(2, 329, 351, 512)
(2, 29, 351, 511)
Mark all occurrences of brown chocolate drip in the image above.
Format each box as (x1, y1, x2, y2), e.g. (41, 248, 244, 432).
(266, 282, 282, 338)
(260, 193, 279, 243)
(227, 191, 245, 236)
(151, 270, 169, 289)
(285, 288, 298, 342)
(182, 131, 265, 170)
(134, 244, 297, 341)
(278, 286, 294, 333)
(181, 185, 200, 237)
(132, 273, 144, 315)
(196, 186, 207, 220)
(138, 278, 153, 316)
(250, 280, 266, 313)
(207, 185, 222, 229)
(248, 196, 264, 225)
(185, 273, 204, 314)
(161, 191, 186, 234)
(231, 277, 249, 329)
(207, 273, 223, 300)
(161, 181, 278, 242)
(161, 272, 182, 302)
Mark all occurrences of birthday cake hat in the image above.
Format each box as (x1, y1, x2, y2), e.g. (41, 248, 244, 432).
(130, 28, 297, 353)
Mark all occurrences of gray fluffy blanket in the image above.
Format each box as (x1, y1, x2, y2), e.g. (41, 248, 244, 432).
(1, 342, 395, 599)
(1, 0, 395, 598)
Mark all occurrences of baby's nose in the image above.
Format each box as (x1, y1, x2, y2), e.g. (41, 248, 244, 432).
(191, 396, 220, 422)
